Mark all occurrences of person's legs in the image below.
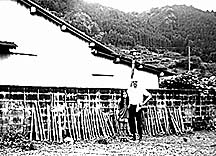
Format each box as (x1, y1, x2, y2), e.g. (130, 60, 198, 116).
(128, 105, 137, 140)
(119, 122, 123, 135)
(136, 110, 143, 141)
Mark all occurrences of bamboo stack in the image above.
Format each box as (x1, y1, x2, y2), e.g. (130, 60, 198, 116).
(29, 103, 116, 142)
(142, 106, 168, 136)
(29, 102, 186, 141)
(140, 106, 185, 136)
(167, 107, 185, 135)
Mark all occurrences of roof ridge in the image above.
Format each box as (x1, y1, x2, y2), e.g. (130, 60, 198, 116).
(12, 0, 174, 76)
(18, 0, 116, 54)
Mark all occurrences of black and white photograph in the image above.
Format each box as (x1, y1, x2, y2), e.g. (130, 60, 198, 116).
(0, 0, 216, 155)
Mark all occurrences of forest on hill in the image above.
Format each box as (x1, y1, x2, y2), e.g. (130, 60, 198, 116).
(33, 0, 216, 77)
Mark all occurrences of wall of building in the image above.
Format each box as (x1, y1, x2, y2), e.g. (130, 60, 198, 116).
(0, 0, 159, 89)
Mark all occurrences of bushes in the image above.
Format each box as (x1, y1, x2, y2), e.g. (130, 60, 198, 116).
(160, 71, 216, 90)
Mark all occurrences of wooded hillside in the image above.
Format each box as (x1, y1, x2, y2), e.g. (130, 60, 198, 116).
(33, 0, 216, 76)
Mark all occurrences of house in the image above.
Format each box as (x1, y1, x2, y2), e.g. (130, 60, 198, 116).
(0, 0, 173, 90)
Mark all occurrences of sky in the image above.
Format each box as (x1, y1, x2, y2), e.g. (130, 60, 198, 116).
(84, 0, 216, 13)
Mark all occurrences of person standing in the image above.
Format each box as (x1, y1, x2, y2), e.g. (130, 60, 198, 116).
(118, 90, 130, 136)
(127, 80, 152, 141)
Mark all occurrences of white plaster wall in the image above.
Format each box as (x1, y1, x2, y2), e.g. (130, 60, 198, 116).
(0, 1, 159, 89)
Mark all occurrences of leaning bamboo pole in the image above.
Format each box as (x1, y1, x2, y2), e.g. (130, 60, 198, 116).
(30, 107, 34, 141)
(178, 106, 185, 132)
(168, 108, 181, 134)
(100, 111, 111, 137)
(141, 111, 148, 135)
(88, 108, 95, 140)
(94, 109, 100, 138)
(65, 106, 72, 138)
(33, 105, 40, 141)
(76, 112, 81, 140)
(47, 104, 51, 141)
(104, 112, 115, 136)
(58, 109, 63, 142)
(34, 102, 44, 141)
(89, 108, 96, 139)
(84, 108, 91, 140)
(155, 107, 165, 135)
(71, 107, 78, 140)
(97, 110, 107, 137)
(163, 107, 171, 135)
(80, 109, 84, 140)
(38, 103, 46, 141)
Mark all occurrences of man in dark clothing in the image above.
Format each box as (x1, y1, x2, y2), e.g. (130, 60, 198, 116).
(127, 80, 152, 141)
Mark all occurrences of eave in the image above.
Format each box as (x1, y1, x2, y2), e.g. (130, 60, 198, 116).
(15, 0, 174, 77)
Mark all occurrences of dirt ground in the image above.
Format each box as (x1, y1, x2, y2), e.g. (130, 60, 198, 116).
(1, 130, 216, 156)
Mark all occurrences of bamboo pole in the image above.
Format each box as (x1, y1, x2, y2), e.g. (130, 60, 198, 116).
(34, 102, 43, 141)
(169, 107, 183, 135)
(65, 106, 72, 138)
(38, 103, 46, 141)
(95, 109, 101, 138)
(91, 108, 97, 139)
(168, 108, 180, 134)
(150, 107, 156, 135)
(104, 113, 115, 136)
(80, 109, 86, 140)
(153, 107, 161, 134)
(141, 111, 147, 135)
(33, 104, 40, 141)
(175, 107, 182, 131)
(63, 98, 67, 137)
(58, 110, 63, 142)
(54, 112, 59, 142)
(76, 112, 81, 140)
(47, 104, 50, 141)
(84, 109, 89, 140)
(173, 107, 181, 132)
(86, 108, 94, 140)
(163, 107, 171, 135)
(88, 108, 94, 139)
(51, 94, 56, 142)
(92, 109, 99, 138)
(97, 109, 107, 137)
(143, 108, 149, 136)
(51, 111, 55, 141)
(100, 111, 111, 137)
(30, 107, 34, 141)
(155, 107, 165, 135)
(71, 108, 77, 140)
(53, 95, 59, 142)
(147, 107, 152, 136)
(153, 107, 159, 135)
(149, 107, 156, 136)
(178, 107, 185, 132)
(70, 107, 75, 140)
(83, 109, 90, 140)
(83, 109, 88, 140)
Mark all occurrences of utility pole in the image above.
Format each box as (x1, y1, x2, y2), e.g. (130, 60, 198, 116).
(188, 45, 191, 72)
